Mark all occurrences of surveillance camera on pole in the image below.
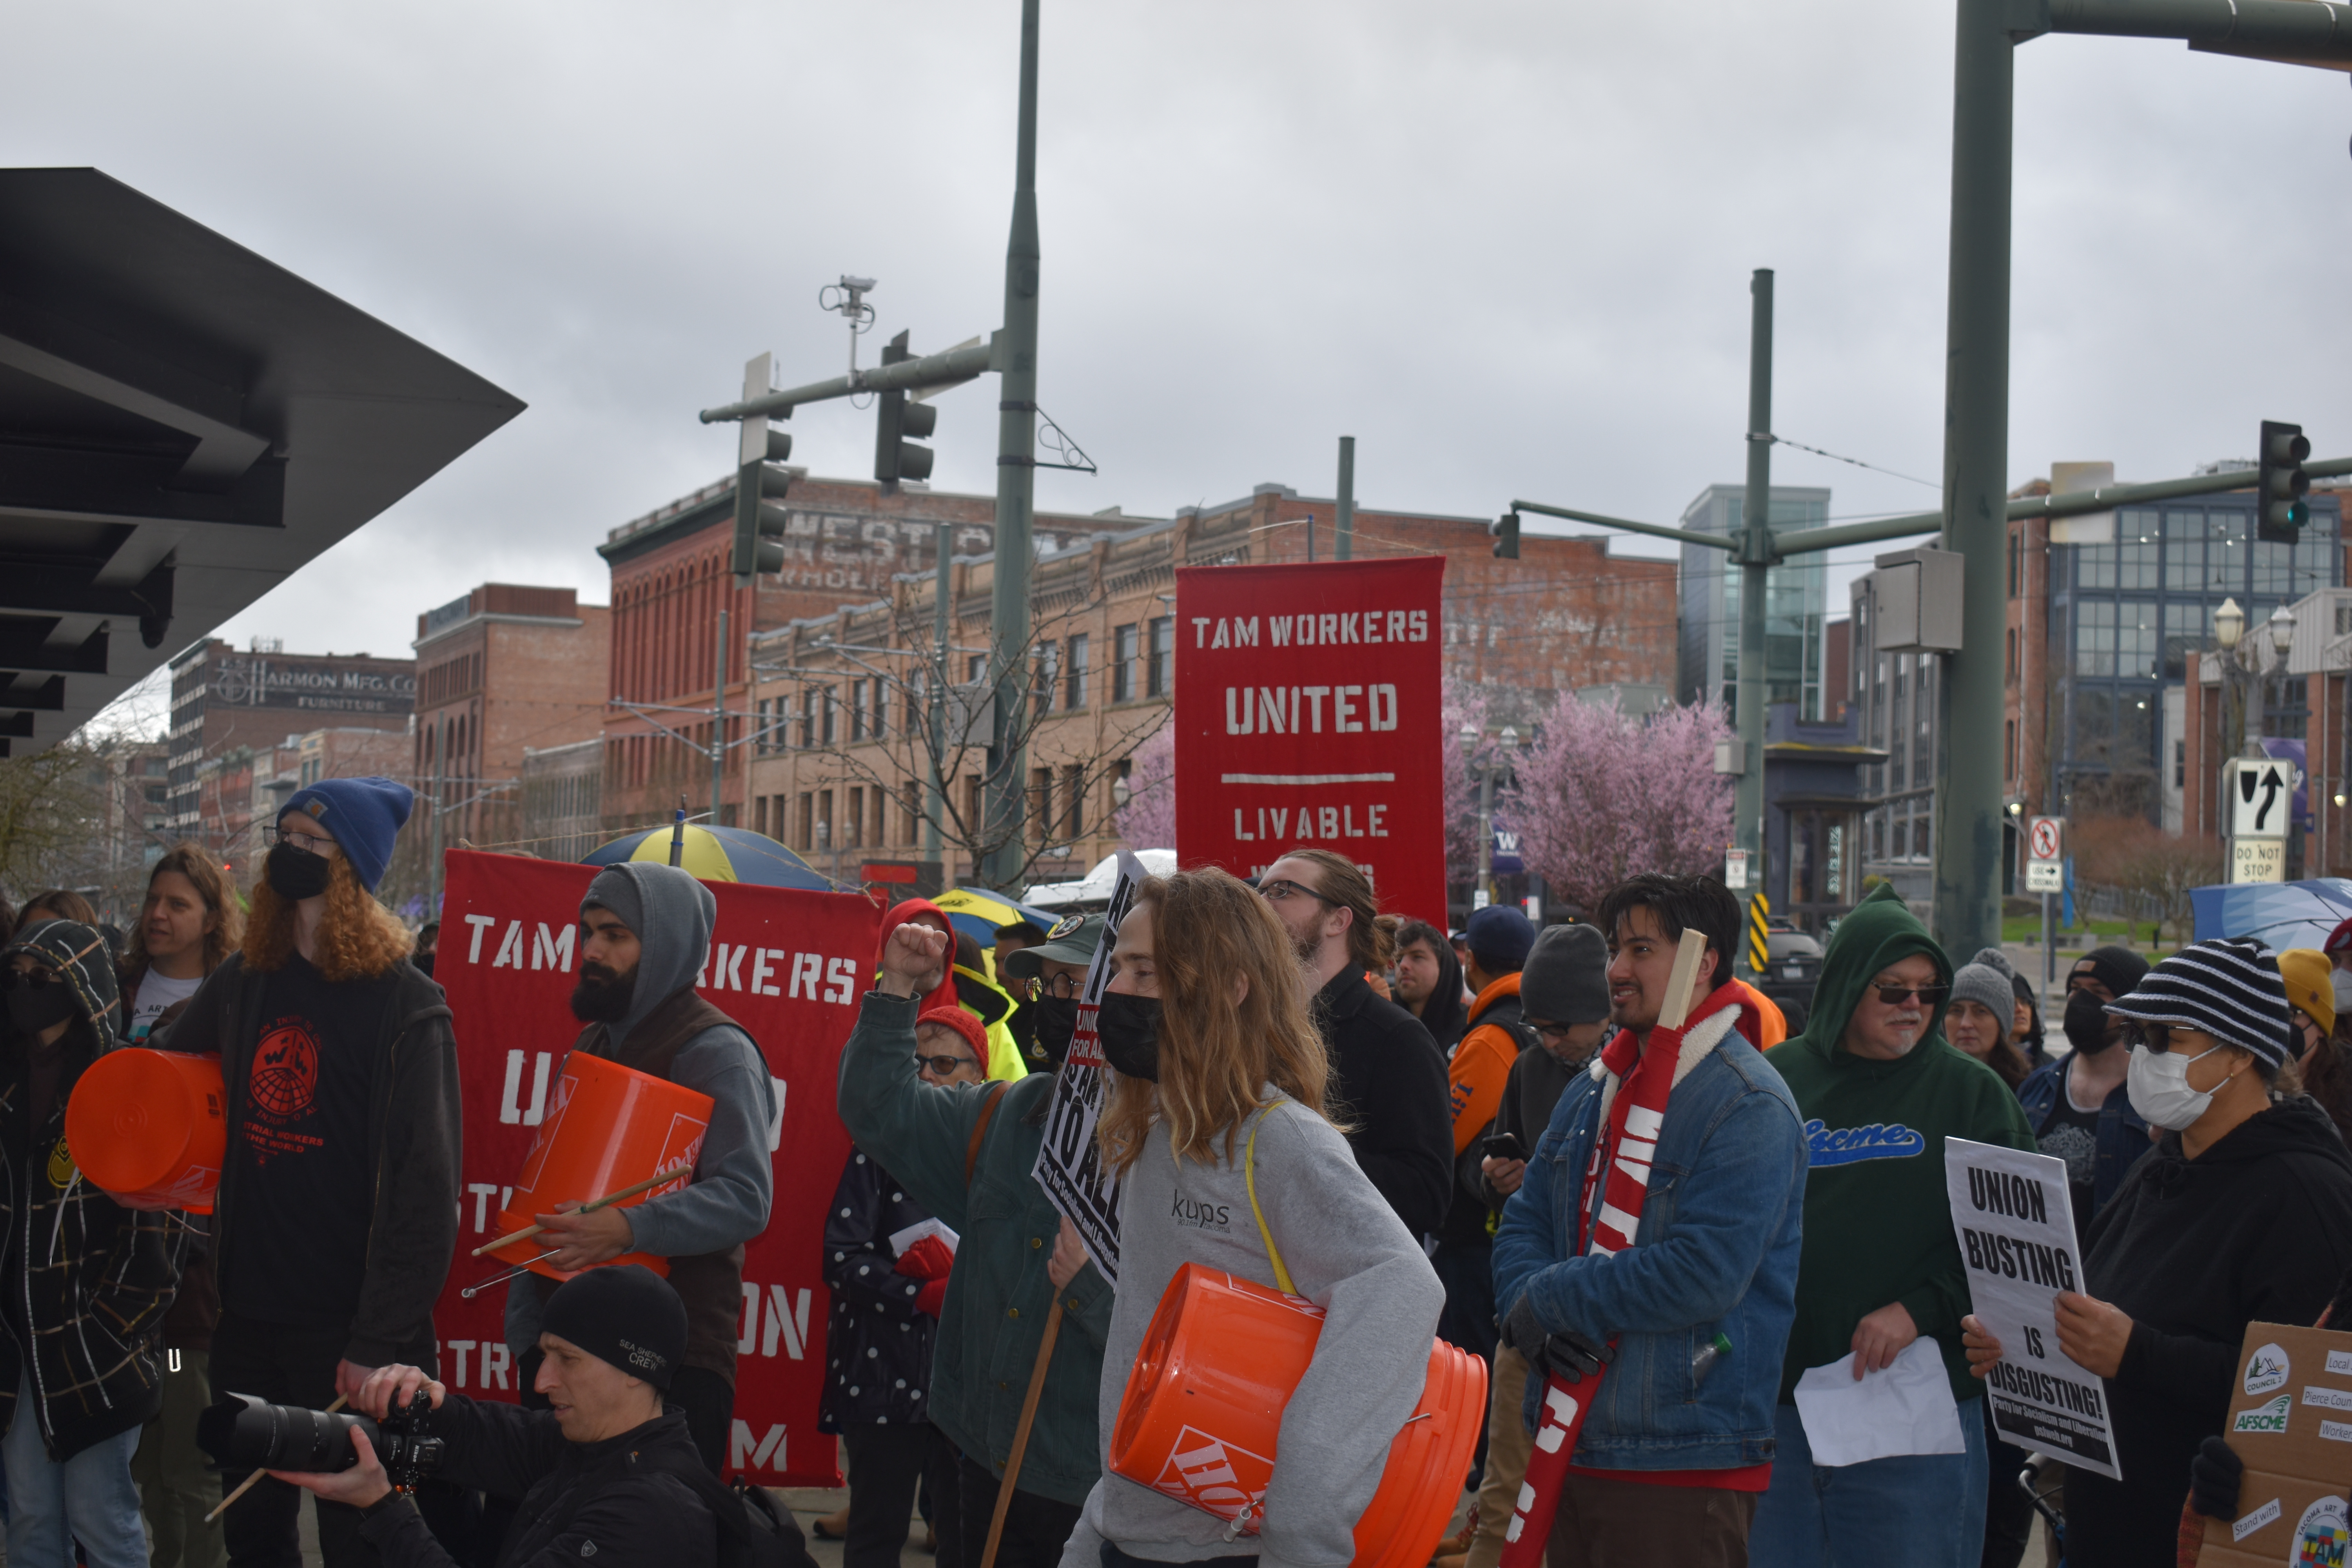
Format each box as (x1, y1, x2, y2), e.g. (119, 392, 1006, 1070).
(731, 352, 792, 586)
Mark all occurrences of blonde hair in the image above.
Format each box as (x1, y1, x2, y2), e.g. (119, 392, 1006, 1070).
(243, 853, 412, 982)
(1098, 867, 1333, 1176)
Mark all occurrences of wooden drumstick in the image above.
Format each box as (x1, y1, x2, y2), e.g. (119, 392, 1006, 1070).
(1656, 927, 1710, 1031)
(469, 1163, 695, 1258)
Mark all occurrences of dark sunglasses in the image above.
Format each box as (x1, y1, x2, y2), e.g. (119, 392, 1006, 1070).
(913, 1052, 977, 1076)
(1872, 984, 1950, 1007)
(0, 969, 62, 992)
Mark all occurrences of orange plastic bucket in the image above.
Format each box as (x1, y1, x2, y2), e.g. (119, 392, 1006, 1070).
(490, 1052, 713, 1283)
(1109, 1262, 1488, 1568)
(65, 1049, 227, 1213)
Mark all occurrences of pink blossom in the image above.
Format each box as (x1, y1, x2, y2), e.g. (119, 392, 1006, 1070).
(1507, 694, 1735, 916)
(1112, 720, 1177, 849)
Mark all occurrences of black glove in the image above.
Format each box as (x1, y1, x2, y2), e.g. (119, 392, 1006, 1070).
(1497, 1295, 1614, 1383)
(2190, 1434, 2243, 1521)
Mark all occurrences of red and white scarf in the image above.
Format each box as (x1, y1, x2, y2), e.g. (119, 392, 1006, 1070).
(1499, 981, 1756, 1566)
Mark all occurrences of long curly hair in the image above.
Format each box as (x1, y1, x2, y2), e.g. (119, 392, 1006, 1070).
(1098, 867, 1334, 1176)
(242, 854, 411, 982)
(123, 842, 243, 990)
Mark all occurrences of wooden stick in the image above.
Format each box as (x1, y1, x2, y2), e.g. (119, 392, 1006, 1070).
(206, 1395, 347, 1522)
(980, 1299, 1064, 1568)
(1657, 927, 1710, 1031)
(470, 1163, 695, 1257)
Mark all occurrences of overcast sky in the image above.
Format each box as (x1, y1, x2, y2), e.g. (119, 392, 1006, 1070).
(9, 0, 2347, 694)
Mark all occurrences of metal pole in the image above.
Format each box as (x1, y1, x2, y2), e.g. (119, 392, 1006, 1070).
(927, 522, 947, 864)
(2041, 889, 2053, 1000)
(1336, 436, 1354, 561)
(982, 0, 1042, 891)
(1736, 269, 1772, 976)
(428, 713, 445, 916)
(1931, 0, 2017, 960)
(712, 608, 728, 827)
(1477, 761, 1495, 906)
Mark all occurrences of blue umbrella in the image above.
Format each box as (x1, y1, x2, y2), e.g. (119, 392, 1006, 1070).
(2189, 878, 2352, 953)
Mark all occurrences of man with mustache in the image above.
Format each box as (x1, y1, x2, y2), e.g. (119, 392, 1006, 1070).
(502, 862, 776, 1474)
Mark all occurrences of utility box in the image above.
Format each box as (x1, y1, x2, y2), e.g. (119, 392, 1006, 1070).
(1861, 545, 1965, 654)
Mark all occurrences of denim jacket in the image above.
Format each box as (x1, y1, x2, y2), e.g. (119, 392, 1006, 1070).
(2016, 1054, 2150, 1218)
(1491, 1008, 1807, 1470)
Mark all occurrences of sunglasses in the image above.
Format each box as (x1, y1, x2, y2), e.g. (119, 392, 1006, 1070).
(1871, 984, 1950, 1007)
(913, 1052, 977, 1076)
(0, 969, 62, 992)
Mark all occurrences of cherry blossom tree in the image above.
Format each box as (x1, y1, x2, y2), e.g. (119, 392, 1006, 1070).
(1508, 693, 1734, 916)
(1112, 719, 1176, 849)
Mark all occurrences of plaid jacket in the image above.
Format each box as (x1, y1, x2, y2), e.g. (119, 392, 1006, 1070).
(0, 920, 181, 1460)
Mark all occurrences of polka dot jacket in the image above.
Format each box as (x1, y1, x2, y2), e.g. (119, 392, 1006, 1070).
(817, 1144, 938, 1431)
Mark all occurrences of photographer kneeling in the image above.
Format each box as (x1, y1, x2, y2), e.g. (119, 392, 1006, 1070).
(260, 1266, 783, 1568)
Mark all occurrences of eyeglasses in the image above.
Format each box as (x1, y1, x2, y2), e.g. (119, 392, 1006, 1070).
(1871, 984, 1950, 1007)
(1258, 878, 1334, 907)
(1529, 1021, 1586, 1045)
(1022, 974, 1082, 1002)
(263, 826, 341, 857)
(0, 969, 62, 993)
(913, 1053, 977, 1076)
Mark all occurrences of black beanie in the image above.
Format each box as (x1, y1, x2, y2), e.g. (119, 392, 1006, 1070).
(541, 1264, 687, 1389)
(2076, 944, 2151, 1000)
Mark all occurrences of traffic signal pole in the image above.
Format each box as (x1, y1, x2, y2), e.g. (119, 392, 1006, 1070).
(984, 0, 1044, 891)
(1735, 270, 1772, 973)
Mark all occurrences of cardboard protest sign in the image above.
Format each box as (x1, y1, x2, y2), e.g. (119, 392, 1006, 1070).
(1172, 556, 1447, 927)
(2199, 1321, 2352, 1567)
(429, 849, 877, 1487)
(1031, 849, 1147, 1283)
(1942, 1137, 2122, 1479)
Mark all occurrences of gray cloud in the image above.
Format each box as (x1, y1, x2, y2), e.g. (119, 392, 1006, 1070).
(7, 0, 2343, 668)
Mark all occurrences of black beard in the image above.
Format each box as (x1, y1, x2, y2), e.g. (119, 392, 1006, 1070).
(569, 961, 637, 1023)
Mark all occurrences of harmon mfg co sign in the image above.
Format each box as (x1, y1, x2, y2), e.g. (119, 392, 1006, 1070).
(1172, 555, 1446, 926)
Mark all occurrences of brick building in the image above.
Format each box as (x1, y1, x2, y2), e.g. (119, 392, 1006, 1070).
(596, 470, 1151, 834)
(411, 584, 610, 856)
(164, 639, 415, 851)
(740, 481, 1679, 888)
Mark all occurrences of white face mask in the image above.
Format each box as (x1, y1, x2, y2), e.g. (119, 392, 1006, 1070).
(2125, 1041, 2233, 1131)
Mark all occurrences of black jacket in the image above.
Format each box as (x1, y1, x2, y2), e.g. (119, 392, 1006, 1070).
(2064, 1095, 2352, 1568)
(818, 1147, 936, 1429)
(358, 1397, 713, 1568)
(1474, 1036, 1583, 1212)
(1313, 967, 1452, 1239)
(157, 953, 461, 1366)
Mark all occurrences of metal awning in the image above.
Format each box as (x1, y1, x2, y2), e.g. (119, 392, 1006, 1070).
(0, 167, 524, 753)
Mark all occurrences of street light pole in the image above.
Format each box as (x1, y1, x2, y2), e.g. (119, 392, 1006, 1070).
(982, 0, 1043, 890)
(1336, 436, 1355, 561)
(1736, 269, 1773, 973)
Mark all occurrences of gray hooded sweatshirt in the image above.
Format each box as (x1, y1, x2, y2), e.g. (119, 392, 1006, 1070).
(1058, 1094, 1443, 1568)
(505, 861, 777, 1356)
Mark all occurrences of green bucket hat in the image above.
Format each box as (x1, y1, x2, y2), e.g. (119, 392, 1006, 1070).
(1000, 911, 1107, 984)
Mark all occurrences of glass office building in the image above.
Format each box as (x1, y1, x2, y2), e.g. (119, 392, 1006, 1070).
(1676, 485, 1831, 723)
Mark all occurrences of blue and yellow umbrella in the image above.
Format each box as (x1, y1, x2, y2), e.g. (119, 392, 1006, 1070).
(930, 886, 1066, 947)
(582, 825, 831, 891)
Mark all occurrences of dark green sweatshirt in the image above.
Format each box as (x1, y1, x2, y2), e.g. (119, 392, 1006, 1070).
(1763, 886, 2034, 1404)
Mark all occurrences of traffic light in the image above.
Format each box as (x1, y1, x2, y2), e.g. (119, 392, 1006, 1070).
(874, 330, 936, 490)
(731, 352, 793, 585)
(2258, 419, 2311, 543)
(1491, 510, 1521, 559)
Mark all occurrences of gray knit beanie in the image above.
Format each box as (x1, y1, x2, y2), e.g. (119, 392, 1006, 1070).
(1949, 962, 2016, 1022)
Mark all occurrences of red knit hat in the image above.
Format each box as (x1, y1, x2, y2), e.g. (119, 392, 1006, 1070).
(915, 1006, 989, 1068)
(2326, 916, 2352, 957)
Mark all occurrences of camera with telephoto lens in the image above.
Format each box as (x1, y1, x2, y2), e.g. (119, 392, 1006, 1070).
(196, 1388, 446, 1489)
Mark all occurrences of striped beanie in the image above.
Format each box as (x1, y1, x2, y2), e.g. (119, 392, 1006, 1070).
(2104, 937, 2296, 1069)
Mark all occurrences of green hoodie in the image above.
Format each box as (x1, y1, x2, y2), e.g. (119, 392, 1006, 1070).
(1762, 885, 2033, 1404)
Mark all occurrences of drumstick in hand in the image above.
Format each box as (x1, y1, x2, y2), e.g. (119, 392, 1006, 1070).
(470, 1163, 695, 1258)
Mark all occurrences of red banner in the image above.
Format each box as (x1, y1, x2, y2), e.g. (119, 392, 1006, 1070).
(429, 849, 877, 1487)
(1172, 556, 1448, 925)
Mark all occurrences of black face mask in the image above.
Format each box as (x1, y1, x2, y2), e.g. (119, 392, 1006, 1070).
(2063, 988, 2118, 1056)
(265, 842, 333, 902)
(6, 978, 77, 1039)
(569, 960, 638, 1024)
(1096, 991, 1162, 1082)
(1032, 994, 1080, 1067)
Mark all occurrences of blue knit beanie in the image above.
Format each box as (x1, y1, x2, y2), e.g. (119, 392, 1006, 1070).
(278, 777, 413, 893)
(1465, 904, 1537, 976)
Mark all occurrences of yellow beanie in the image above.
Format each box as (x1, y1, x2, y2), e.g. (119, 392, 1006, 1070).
(2279, 948, 2335, 1036)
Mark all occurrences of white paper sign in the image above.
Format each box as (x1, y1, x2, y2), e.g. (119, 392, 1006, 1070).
(1030, 849, 1149, 1284)
(1944, 1137, 2123, 1481)
(1792, 1338, 1966, 1466)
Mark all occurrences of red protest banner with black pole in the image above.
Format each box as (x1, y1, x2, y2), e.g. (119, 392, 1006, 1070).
(428, 849, 878, 1487)
(1171, 555, 1447, 924)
